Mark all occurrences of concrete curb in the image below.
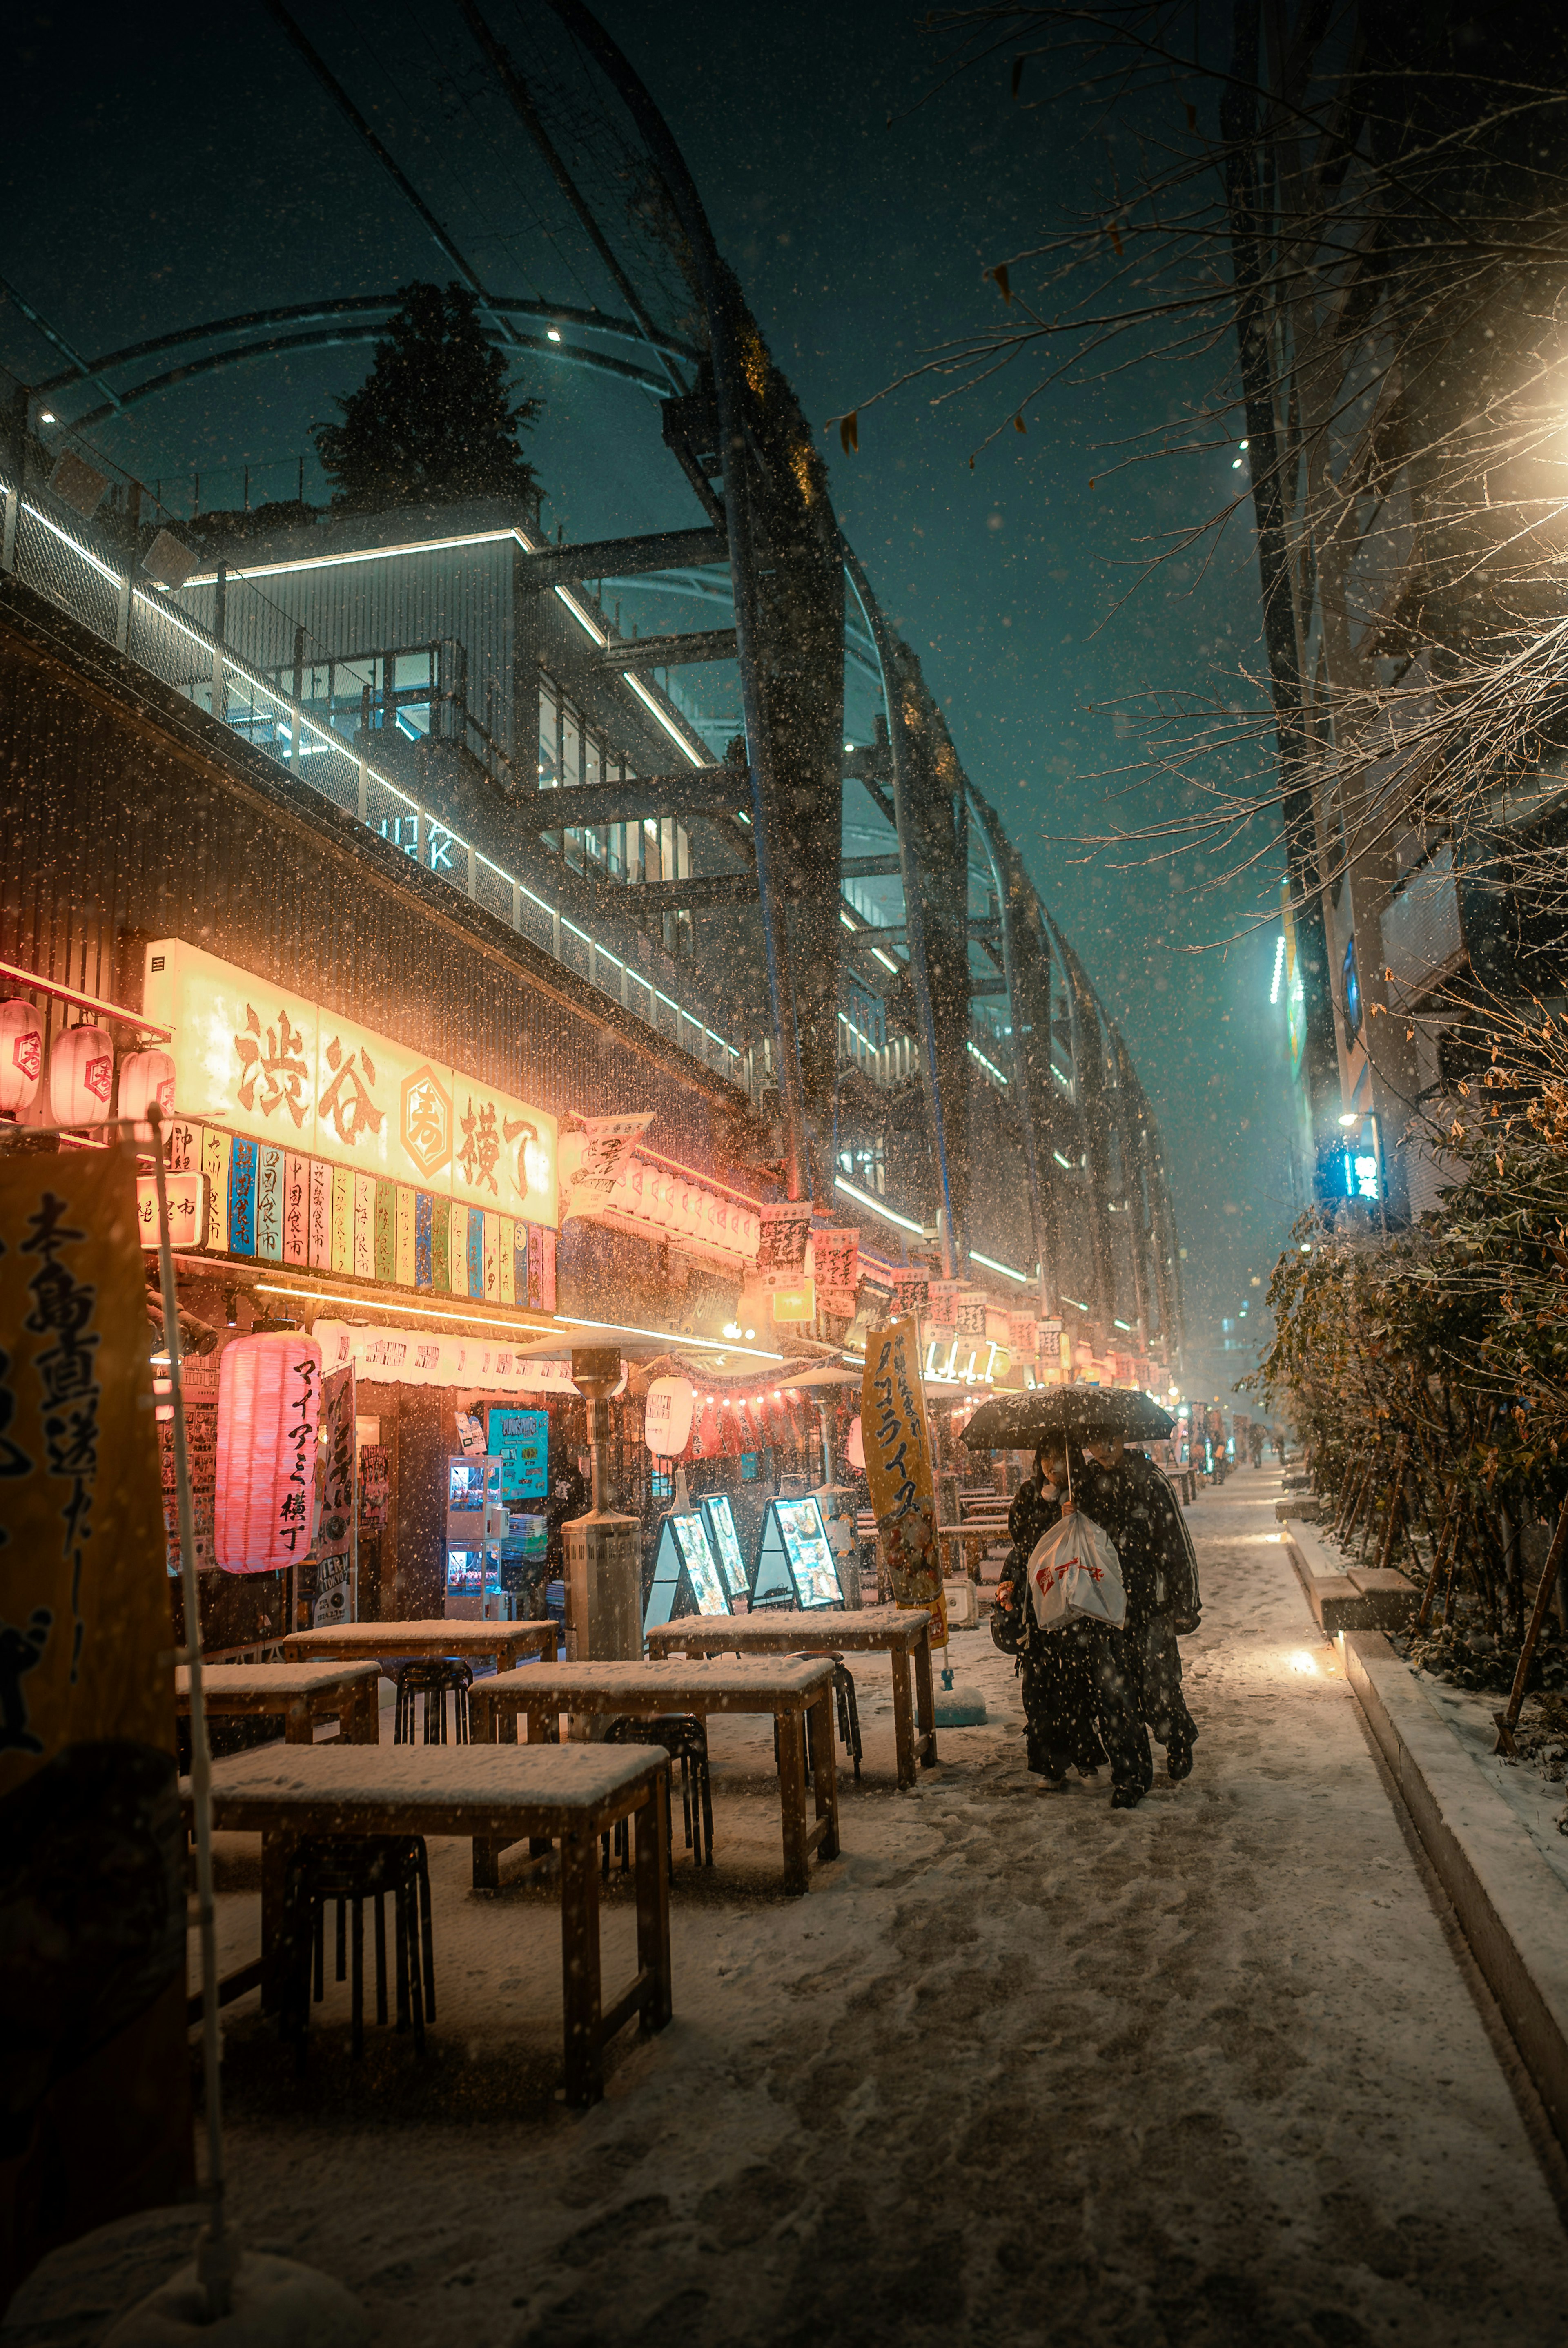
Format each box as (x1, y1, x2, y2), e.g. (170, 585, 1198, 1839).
(1281, 1518, 1416, 1634)
(1340, 1628, 1568, 2153)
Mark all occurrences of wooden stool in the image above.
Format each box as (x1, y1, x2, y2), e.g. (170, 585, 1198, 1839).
(282, 1834, 433, 2066)
(605, 1713, 713, 1869)
(393, 1659, 472, 1746)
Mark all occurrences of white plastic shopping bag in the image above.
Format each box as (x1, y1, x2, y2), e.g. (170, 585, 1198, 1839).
(1026, 1510, 1127, 1632)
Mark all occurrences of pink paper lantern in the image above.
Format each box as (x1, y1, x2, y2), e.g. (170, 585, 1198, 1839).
(216, 1333, 324, 1573)
(0, 999, 44, 1115)
(846, 1414, 866, 1472)
(118, 1046, 177, 1136)
(49, 1022, 115, 1127)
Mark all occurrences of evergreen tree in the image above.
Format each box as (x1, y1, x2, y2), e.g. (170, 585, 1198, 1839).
(314, 281, 543, 513)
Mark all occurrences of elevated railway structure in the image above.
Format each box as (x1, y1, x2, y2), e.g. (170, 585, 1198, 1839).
(0, 0, 1181, 1381)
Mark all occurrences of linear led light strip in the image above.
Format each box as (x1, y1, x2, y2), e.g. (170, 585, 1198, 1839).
(19, 496, 742, 1070)
(832, 1172, 931, 1239)
(967, 1039, 1009, 1086)
(970, 1248, 1031, 1287)
(254, 1284, 564, 1337)
(253, 1282, 784, 1362)
(550, 582, 709, 772)
(183, 522, 534, 588)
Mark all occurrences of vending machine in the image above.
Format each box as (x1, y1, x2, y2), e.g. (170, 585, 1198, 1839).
(643, 1510, 732, 1635)
(751, 1494, 842, 1611)
(444, 1454, 508, 1619)
(698, 1493, 751, 1610)
(487, 1407, 550, 1611)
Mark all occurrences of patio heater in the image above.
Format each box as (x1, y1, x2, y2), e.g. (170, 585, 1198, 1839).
(563, 1347, 640, 1660)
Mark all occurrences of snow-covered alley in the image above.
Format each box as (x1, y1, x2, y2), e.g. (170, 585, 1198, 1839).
(194, 1463, 1567, 2346)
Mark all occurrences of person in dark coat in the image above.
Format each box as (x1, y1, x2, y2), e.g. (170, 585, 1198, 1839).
(1080, 1438, 1200, 1780)
(997, 1438, 1153, 1808)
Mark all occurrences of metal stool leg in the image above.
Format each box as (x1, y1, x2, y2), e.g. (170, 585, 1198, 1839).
(374, 1891, 388, 2025)
(403, 1883, 425, 2053)
(350, 1898, 365, 2059)
(416, 1844, 436, 2024)
(394, 1884, 411, 2030)
(842, 1665, 862, 1781)
(698, 1751, 715, 1864)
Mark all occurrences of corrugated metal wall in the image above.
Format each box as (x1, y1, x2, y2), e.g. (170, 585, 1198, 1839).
(175, 537, 517, 757)
(0, 604, 734, 1173)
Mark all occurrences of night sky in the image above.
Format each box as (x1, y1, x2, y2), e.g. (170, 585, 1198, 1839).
(3, 0, 1301, 1399)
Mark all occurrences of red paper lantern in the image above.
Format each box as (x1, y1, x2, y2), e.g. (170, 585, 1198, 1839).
(118, 1046, 177, 1135)
(215, 1333, 324, 1573)
(49, 1022, 115, 1127)
(0, 999, 44, 1115)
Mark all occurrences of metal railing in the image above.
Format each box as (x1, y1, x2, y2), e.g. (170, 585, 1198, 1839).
(0, 466, 746, 1090)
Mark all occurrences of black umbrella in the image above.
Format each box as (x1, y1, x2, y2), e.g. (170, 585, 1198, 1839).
(960, 1386, 1175, 1451)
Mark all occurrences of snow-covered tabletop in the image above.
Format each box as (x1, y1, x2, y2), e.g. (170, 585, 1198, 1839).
(193, 1739, 662, 1827)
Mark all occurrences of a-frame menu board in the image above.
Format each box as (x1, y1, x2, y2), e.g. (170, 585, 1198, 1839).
(642, 1510, 732, 1634)
(751, 1494, 842, 1611)
(699, 1494, 751, 1603)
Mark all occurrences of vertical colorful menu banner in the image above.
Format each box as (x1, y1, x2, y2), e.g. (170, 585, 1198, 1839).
(283, 1151, 309, 1266)
(227, 1135, 257, 1256)
(372, 1178, 395, 1285)
(352, 1171, 374, 1282)
(255, 1145, 283, 1263)
(308, 1159, 332, 1269)
(394, 1186, 415, 1289)
(201, 1125, 227, 1253)
(330, 1165, 352, 1275)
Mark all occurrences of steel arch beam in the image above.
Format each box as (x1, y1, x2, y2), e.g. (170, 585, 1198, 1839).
(31, 293, 698, 404)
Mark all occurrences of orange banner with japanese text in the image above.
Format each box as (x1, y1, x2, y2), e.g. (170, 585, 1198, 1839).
(861, 1314, 948, 1648)
(0, 1141, 189, 2292)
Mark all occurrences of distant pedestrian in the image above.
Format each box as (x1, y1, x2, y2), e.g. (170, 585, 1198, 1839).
(1081, 1437, 1201, 1782)
(995, 1439, 1153, 1809)
(1248, 1423, 1265, 1470)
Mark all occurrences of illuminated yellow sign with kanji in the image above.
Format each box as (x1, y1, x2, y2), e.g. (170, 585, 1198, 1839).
(143, 939, 558, 1226)
(401, 1066, 452, 1180)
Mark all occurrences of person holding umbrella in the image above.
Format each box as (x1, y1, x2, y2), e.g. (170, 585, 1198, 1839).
(1080, 1434, 1201, 1781)
(995, 1431, 1154, 1809)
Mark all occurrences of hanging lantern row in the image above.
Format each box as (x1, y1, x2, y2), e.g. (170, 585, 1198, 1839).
(642, 1372, 812, 1463)
(0, 997, 174, 1132)
(606, 1156, 762, 1263)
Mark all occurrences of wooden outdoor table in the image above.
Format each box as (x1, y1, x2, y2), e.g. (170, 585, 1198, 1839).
(176, 1662, 382, 1747)
(645, 1604, 938, 1791)
(280, 1618, 557, 1677)
(471, 1656, 840, 1897)
(190, 1743, 671, 2107)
